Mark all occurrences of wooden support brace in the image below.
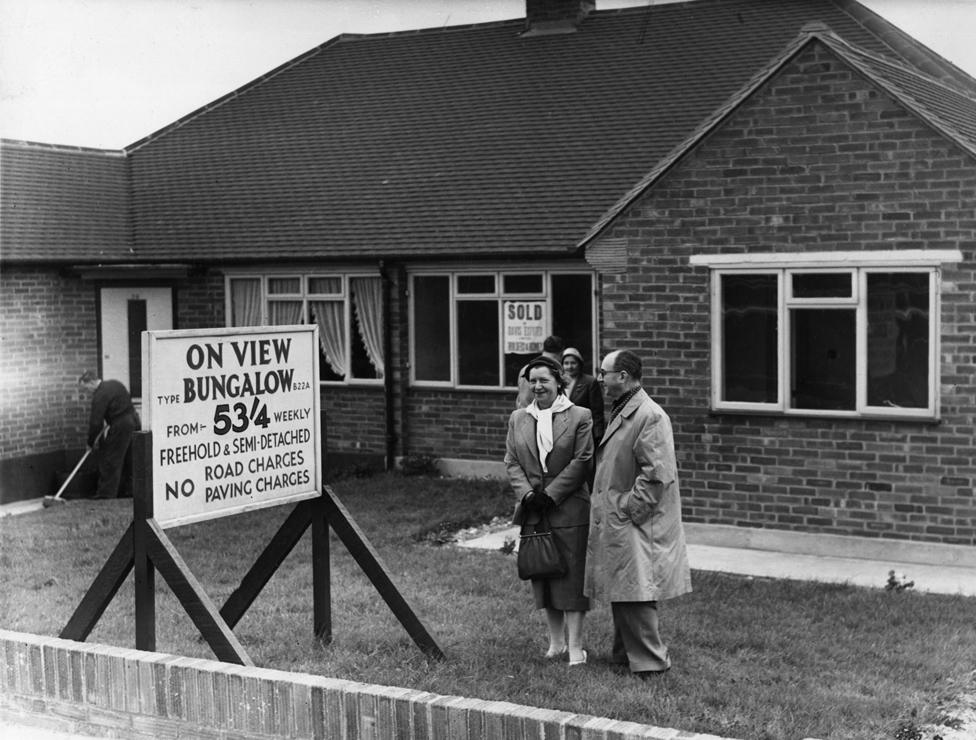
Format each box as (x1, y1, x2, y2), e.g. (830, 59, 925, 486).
(320, 485, 444, 660)
(60, 523, 135, 642)
(219, 500, 314, 629)
(144, 518, 253, 666)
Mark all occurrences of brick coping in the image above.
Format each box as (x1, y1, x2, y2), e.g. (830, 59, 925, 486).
(0, 628, 739, 739)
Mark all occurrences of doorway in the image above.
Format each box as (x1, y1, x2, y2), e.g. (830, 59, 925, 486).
(99, 286, 173, 403)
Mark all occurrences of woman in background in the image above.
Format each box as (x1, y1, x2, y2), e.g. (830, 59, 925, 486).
(504, 356, 594, 665)
(562, 347, 605, 444)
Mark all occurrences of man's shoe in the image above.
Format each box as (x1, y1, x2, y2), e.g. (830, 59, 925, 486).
(633, 656, 671, 678)
(568, 650, 587, 667)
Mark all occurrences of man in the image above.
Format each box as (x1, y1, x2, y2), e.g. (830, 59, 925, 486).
(584, 350, 691, 677)
(79, 371, 141, 499)
(515, 335, 565, 408)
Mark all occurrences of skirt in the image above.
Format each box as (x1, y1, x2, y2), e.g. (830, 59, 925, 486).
(530, 523, 590, 611)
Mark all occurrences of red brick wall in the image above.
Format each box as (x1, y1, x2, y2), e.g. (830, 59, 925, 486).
(594, 44, 976, 545)
(0, 267, 98, 458)
(404, 390, 513, 461)
(0, 629, 712, 740)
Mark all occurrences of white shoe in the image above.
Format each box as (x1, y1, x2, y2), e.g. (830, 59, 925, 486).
(568, 649, 587, 666)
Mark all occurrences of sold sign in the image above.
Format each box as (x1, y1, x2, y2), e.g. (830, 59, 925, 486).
(503, 301, 546, 354)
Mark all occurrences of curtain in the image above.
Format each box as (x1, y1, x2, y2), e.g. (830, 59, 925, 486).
(352, 277, 384, 378)
(310, 300, 346, 378)
(268, 300, 302, 326)
(230, 278, 262, 326)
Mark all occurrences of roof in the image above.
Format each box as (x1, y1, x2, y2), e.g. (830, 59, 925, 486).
(579, 26, 976, 248)
(0, 141, 131, 263)
(3, 0, 975, 265)
(122, 0, 976, 264)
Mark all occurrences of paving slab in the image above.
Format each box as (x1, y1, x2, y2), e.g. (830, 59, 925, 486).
(457, 525, 976, 597)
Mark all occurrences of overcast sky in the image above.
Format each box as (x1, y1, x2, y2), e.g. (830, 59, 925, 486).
(1, 0, 975, 150)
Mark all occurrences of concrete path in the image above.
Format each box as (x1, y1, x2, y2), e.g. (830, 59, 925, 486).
(457, 524, 976, 597)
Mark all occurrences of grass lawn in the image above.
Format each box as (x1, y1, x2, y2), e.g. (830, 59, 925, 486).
(2, 472, 974, 740)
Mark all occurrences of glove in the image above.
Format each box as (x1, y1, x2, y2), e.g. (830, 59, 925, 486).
(522, 490, 554, 511)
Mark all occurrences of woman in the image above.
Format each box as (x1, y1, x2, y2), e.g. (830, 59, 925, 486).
(562, 347, 605, 444)
(504, 356, 594, 665)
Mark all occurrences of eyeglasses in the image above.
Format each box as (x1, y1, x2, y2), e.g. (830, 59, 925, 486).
(597, 368, 624, 379)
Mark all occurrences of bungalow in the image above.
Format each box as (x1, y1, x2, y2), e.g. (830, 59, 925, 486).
(2, 0, 975, 548)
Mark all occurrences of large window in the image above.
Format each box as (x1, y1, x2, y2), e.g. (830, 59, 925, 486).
(692, 251, 961, 420)
(410, 270, 595, 388)
(225, 273, 383, 385)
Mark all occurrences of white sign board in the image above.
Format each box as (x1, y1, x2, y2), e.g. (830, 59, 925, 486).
(503, 301, 546, 354)
(143, 326, 321, 528)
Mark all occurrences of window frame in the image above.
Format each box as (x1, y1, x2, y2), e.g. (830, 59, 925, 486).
(407, 266, 596, 390)
(693, 250, 962, 421)
(223, 269, 384, 387)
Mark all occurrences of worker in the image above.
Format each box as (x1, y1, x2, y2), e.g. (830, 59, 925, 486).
(79, 371, 141, 499)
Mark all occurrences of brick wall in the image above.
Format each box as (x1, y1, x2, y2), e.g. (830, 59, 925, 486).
(0, 267, 98, 459)
(0, 629, 730, 740)
(404, 390, 513, 462)
(594, 44, 976, 545)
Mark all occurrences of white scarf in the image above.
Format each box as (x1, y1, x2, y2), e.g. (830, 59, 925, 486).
(525, 393, 573, 472)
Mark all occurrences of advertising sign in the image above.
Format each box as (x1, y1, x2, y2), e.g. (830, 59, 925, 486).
(143, 326, 321, 528)
(503, 301, 546, 354)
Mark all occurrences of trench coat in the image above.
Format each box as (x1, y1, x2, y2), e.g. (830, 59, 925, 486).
(584, 388, 692, 603)
(505, 404, 593, 528)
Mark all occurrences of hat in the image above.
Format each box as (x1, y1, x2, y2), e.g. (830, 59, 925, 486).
(562, 347, 583, 363)
(522, 355, 564, 382)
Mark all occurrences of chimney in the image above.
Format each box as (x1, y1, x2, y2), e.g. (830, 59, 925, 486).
(523, 0, 595, 36)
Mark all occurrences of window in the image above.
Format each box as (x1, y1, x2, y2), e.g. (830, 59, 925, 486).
(410, 270, 595, 388)
(692, 250, 961, 420)
(225, 273, 383, 384)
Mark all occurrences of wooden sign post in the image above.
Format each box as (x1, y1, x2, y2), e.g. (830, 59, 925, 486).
(62, 326, 442, 662)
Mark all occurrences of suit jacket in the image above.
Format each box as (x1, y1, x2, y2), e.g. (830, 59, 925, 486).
(567, 373, 605, 441)
(505, 403, 593, 528)
(585, 388, 691, 603)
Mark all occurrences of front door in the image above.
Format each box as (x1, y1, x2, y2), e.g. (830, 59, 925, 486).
(99, 286, 174, 403)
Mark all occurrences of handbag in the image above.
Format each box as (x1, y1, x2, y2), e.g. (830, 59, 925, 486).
(517, 512, 567, 581)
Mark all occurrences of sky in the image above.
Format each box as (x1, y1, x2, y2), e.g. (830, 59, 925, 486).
(1, 0, 975, 150)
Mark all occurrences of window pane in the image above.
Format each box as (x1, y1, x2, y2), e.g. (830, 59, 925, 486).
(230, 278, 262, 326)
(309, 277, 341, 295)
(269, 300, 303, 325)
(792, 272, 852, 298)
(350, 278, 382, 380)
(414, 276, 451, 381)
(458, 301, 499, 385)
(458, 275, 495, 294)
(721, 274, 777, 403)
(309, 300, 345, 382)
(268, 277, 300, 294)
(867, 273, 929, 408)
(503, 274, 543, 294)
(791, 308, 855, 410)
(551, 274, 594, 374)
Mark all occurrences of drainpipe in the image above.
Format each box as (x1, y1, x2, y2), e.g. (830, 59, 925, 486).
(380, 260, 397, 470)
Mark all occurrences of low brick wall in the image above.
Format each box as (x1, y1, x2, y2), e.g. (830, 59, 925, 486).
(0, 629, 734, 739)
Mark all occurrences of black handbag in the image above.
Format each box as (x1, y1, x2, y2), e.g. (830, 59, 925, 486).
(517, 513, 567, 581)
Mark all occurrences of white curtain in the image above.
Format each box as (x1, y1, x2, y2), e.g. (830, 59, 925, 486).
(269, 300, 302, 326)
(352, 277, 384, 378)
(310, 300, 346, 378)
(230, 278, 262, 326)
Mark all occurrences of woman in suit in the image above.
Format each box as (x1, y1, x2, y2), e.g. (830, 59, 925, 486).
(505, 356, 594, 665)
(562, 348, 605, 444)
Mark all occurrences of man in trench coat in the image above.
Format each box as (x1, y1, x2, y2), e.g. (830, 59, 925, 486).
(584, 350, 692, 676)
